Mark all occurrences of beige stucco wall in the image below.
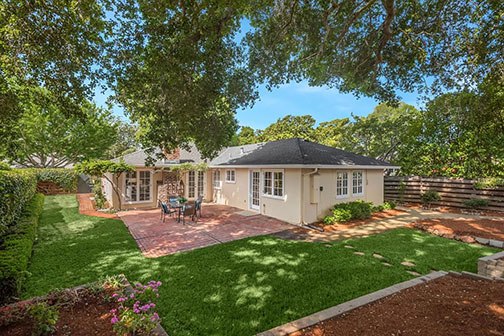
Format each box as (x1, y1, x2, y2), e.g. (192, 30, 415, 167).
(302, 168, 385, 224)
(211, 168, 303, 224)
(110, 168, 163, 210)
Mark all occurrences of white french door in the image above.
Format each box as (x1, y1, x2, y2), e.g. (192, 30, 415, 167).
(249, 170, 260, 211)
(188, 170, 205, 199)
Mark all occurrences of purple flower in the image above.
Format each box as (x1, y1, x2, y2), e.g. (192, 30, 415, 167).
(130, 293, 135, 299)
(110, 309, 117, 313)
(111, 317, 119, 324)
(112, 293, 119, 298)
(153, 289, 158, 292)
(150, 303, 156, 308)
(157, 281, 162, 286)
(135, 283, 142, 287)
(133, 308, 140, 313)
(156, 294, 159, 297)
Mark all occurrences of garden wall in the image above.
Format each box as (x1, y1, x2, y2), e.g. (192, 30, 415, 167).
(384, 176, 504, 212)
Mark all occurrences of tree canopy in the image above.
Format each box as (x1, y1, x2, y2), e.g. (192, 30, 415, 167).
(3, 88, 118, 168)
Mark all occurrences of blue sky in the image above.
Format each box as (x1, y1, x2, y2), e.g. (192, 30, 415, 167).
(94, 82, 423, 130)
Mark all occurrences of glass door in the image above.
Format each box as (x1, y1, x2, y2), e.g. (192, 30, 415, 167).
(250, 170, 260, 210)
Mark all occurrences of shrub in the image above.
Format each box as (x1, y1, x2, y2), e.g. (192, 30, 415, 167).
(335, 200, 373, 220)
(32, 168, 79, 192)
(332, 208, 352, 222)
(0, 194, 44, 302)
(322, 216, 335, 225)
(463, 198, 491, 209)
(420, 190, 441, 206)
(474, 177, 504, 190)
(92, 178, 106, 209)
(383, 201, 397, 210)
(0, 169, 38, 234)
(372, 205, 384, 212)
(27, 301, 59, 335)
(0, 162, 11, 171)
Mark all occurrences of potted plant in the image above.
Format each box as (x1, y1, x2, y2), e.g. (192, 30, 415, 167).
(177, 197, 187, 204)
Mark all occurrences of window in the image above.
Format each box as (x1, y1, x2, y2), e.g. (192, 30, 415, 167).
(197, 171, 205, 197)
(213, 170, 221, 189)
(352, 171, 364, 196)
(263, 170, 284, 198)
(225, 169, 236, 183)
(188, 171, 196, 198)
(124, 170, 151, 203)
(336, 171, 349, 198)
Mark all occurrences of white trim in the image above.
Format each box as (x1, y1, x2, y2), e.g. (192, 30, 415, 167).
(212, 169, 222, 189)
(249, 169, 261, 211)
(351, 170, 365, 197)
(262, 169, 285, 200)
(122, 169, 153, 204)
(225, 169, 236, 183)
(209, 164, 399, 169)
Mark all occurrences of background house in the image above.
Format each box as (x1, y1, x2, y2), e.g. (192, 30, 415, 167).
(104, 138, 398, 224)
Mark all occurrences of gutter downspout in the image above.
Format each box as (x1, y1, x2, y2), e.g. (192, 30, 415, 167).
(301, 168, 321, 230)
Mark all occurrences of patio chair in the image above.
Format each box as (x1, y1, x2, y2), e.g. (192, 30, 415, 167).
(194, 198, 202, 220)
(160, 202, 176, 223)
(180, 202, 197, 225)
(196, 195, 204, 217)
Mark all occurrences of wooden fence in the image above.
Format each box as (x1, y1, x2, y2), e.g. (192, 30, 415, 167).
(384, 176, 504, 212)
(37, 181, 73, 195)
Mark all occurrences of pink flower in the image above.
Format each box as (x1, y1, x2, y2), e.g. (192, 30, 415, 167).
(130, 293, 135, 299)
(112, 293, 119, 298)
(110, 309, 117, 313)
(111, 317, 119, 324)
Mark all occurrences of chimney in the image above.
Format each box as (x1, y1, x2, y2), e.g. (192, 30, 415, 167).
(240, 147, 244, 155)
(163, 148, 180, 160)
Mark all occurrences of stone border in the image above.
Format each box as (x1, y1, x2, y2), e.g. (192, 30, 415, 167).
(478, 251, 504, 280)
(411, 222, 504, 248)
(256, 271, 448, 336)
(0, 274, 168, 336)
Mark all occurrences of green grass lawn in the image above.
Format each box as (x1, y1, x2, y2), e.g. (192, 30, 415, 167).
(24, 195, 498, 336)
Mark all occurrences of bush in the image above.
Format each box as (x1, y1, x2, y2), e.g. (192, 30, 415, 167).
(332, 208, 352, 222)
(463, 198, 491, 209)
(0, 193, 44, 302)
(336, 200, 373, 220)
(92, 178, 106, 209)
(420, 190, 441, 206)
(474, 177, 504, 190)
(372, 205, 384, 212)
(383, 201, 396, 210)
(32, 168, 79, 192)
(0, 162, 11, 171)
(0, 169, 38, 235)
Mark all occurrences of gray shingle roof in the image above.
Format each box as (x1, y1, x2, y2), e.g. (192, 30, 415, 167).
(210, 138, 397, 167)
(112, 139, 398, 168)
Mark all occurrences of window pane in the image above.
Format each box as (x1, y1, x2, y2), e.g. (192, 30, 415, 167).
(263, 172, 272, 195)
(125, 171, 137, 202)
(273, 172, 283, 196)
(198, 171, 204, 197)
(188, 171, 195, 198)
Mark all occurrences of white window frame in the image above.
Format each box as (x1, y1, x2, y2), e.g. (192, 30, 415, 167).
(213, 170, 222, 189)
(225, 169, 236, 183)
(336, 171, 349, 199)
(123, 169, 153, 204)
(262, 169, 285, 200)
(352, 170, 365, 197)
(187, 170, 205, 199)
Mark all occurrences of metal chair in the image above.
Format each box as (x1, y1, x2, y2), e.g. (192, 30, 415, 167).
(160, 202, 176, 222)
(180, 202, 197, 225)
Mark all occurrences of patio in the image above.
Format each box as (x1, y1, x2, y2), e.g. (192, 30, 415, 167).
(117, 204, 294, 257)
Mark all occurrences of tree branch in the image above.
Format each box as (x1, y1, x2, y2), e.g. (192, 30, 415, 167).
(375, 0, 395, 67)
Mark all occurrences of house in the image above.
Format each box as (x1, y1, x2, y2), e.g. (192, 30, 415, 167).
(104, 138, 399, 224)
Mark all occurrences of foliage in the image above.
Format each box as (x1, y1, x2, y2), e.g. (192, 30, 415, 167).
(0, 0, 109, 143)
(177, 197, 188, 204)
(371, 205, 384, 212)
(110, 281, 162, 335)
(0, 194, 44, 302)
(383, 201, 396, 210)
(397, 181, 407, 203)
(235, 126, 260, 146)
(258, 115, 317, 142)
(27, 301, 59, 335)
(462, 198, 491, 210)
(92, 178, 107, 209)
(32, 169, 79, 192)
(324, 200, 373, 224)
(105, 121, 139, 159)
(168, 162, 208, 173)
(420, 190, 441, 206)
(0, 169, 37, 234)
(0, 162, 11, 171)
(314, 118, 351, 148)
(23, 195, 498, 335)
(474, 178, 504, 190)
(75, 160, 134, 210)
(4, 88, 118, 168)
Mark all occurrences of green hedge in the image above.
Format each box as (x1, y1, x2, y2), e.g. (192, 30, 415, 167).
(0, 169, 38, 235)
(32, 168, 79, 192)
(0, 193, 44, 302)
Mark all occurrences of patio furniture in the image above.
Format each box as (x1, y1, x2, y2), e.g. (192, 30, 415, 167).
(160, 202, 176, 223)
(194, 198, 202, 220)
(180, 201, 197, 225)
(196, 195, 203, 217)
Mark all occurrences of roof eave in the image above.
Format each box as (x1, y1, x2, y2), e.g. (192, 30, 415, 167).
(208, 164, 401, 169)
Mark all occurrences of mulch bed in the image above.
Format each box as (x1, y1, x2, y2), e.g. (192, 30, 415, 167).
(408, 218, 504, 242)
(405, 203, 504, 217)
(289, 275, 504, 336)
(0, 288, 117, 336)
(314, 209, 406, 232)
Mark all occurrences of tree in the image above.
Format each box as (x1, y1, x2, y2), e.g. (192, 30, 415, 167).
(259, 115, 317, 142)
(75, 160, 135, 210)
(236, 126, 259, 145)
(342, 103, 420, 162)
(5, 88, 118, 168)
(105, 121, 139, 159)
(314, 118, 351, 148)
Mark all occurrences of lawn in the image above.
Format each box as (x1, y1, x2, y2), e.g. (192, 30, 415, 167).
(23, 195, 498, 336)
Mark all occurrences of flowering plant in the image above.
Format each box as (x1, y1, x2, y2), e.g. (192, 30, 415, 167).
(110, 280, 162, 335)
(177, 197, 187, 204)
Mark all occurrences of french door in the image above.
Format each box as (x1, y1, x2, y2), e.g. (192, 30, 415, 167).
(249, 170, 260, 211)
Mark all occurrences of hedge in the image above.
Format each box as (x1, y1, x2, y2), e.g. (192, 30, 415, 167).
(0, 193, 44, 302)
(0, 169, 38, 235)
(32, 168, 79, 192)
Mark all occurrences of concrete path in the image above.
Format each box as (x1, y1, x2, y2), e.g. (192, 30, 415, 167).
(271, 207, 504, 243)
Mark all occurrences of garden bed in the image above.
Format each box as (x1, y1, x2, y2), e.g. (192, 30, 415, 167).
(315, 209, 405, 232)
(288, 275, 504, 336)
(409, 217, 504, 243)
(404, 202, 504, 217)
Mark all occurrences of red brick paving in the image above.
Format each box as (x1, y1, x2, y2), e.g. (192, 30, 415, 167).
(117, 204, 293, 257)
(76, 194, 117, 219)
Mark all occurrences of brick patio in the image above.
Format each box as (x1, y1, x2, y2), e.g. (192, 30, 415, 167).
(117, 204, 294, 257)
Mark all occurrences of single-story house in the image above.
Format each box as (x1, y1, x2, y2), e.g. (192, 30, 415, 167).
(103, 138, 399, 224)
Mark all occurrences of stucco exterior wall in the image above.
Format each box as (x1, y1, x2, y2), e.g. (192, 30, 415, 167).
(110, 168, 163, 210)
(212, 168, 250, 209)
(302, 168, 385, 224)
